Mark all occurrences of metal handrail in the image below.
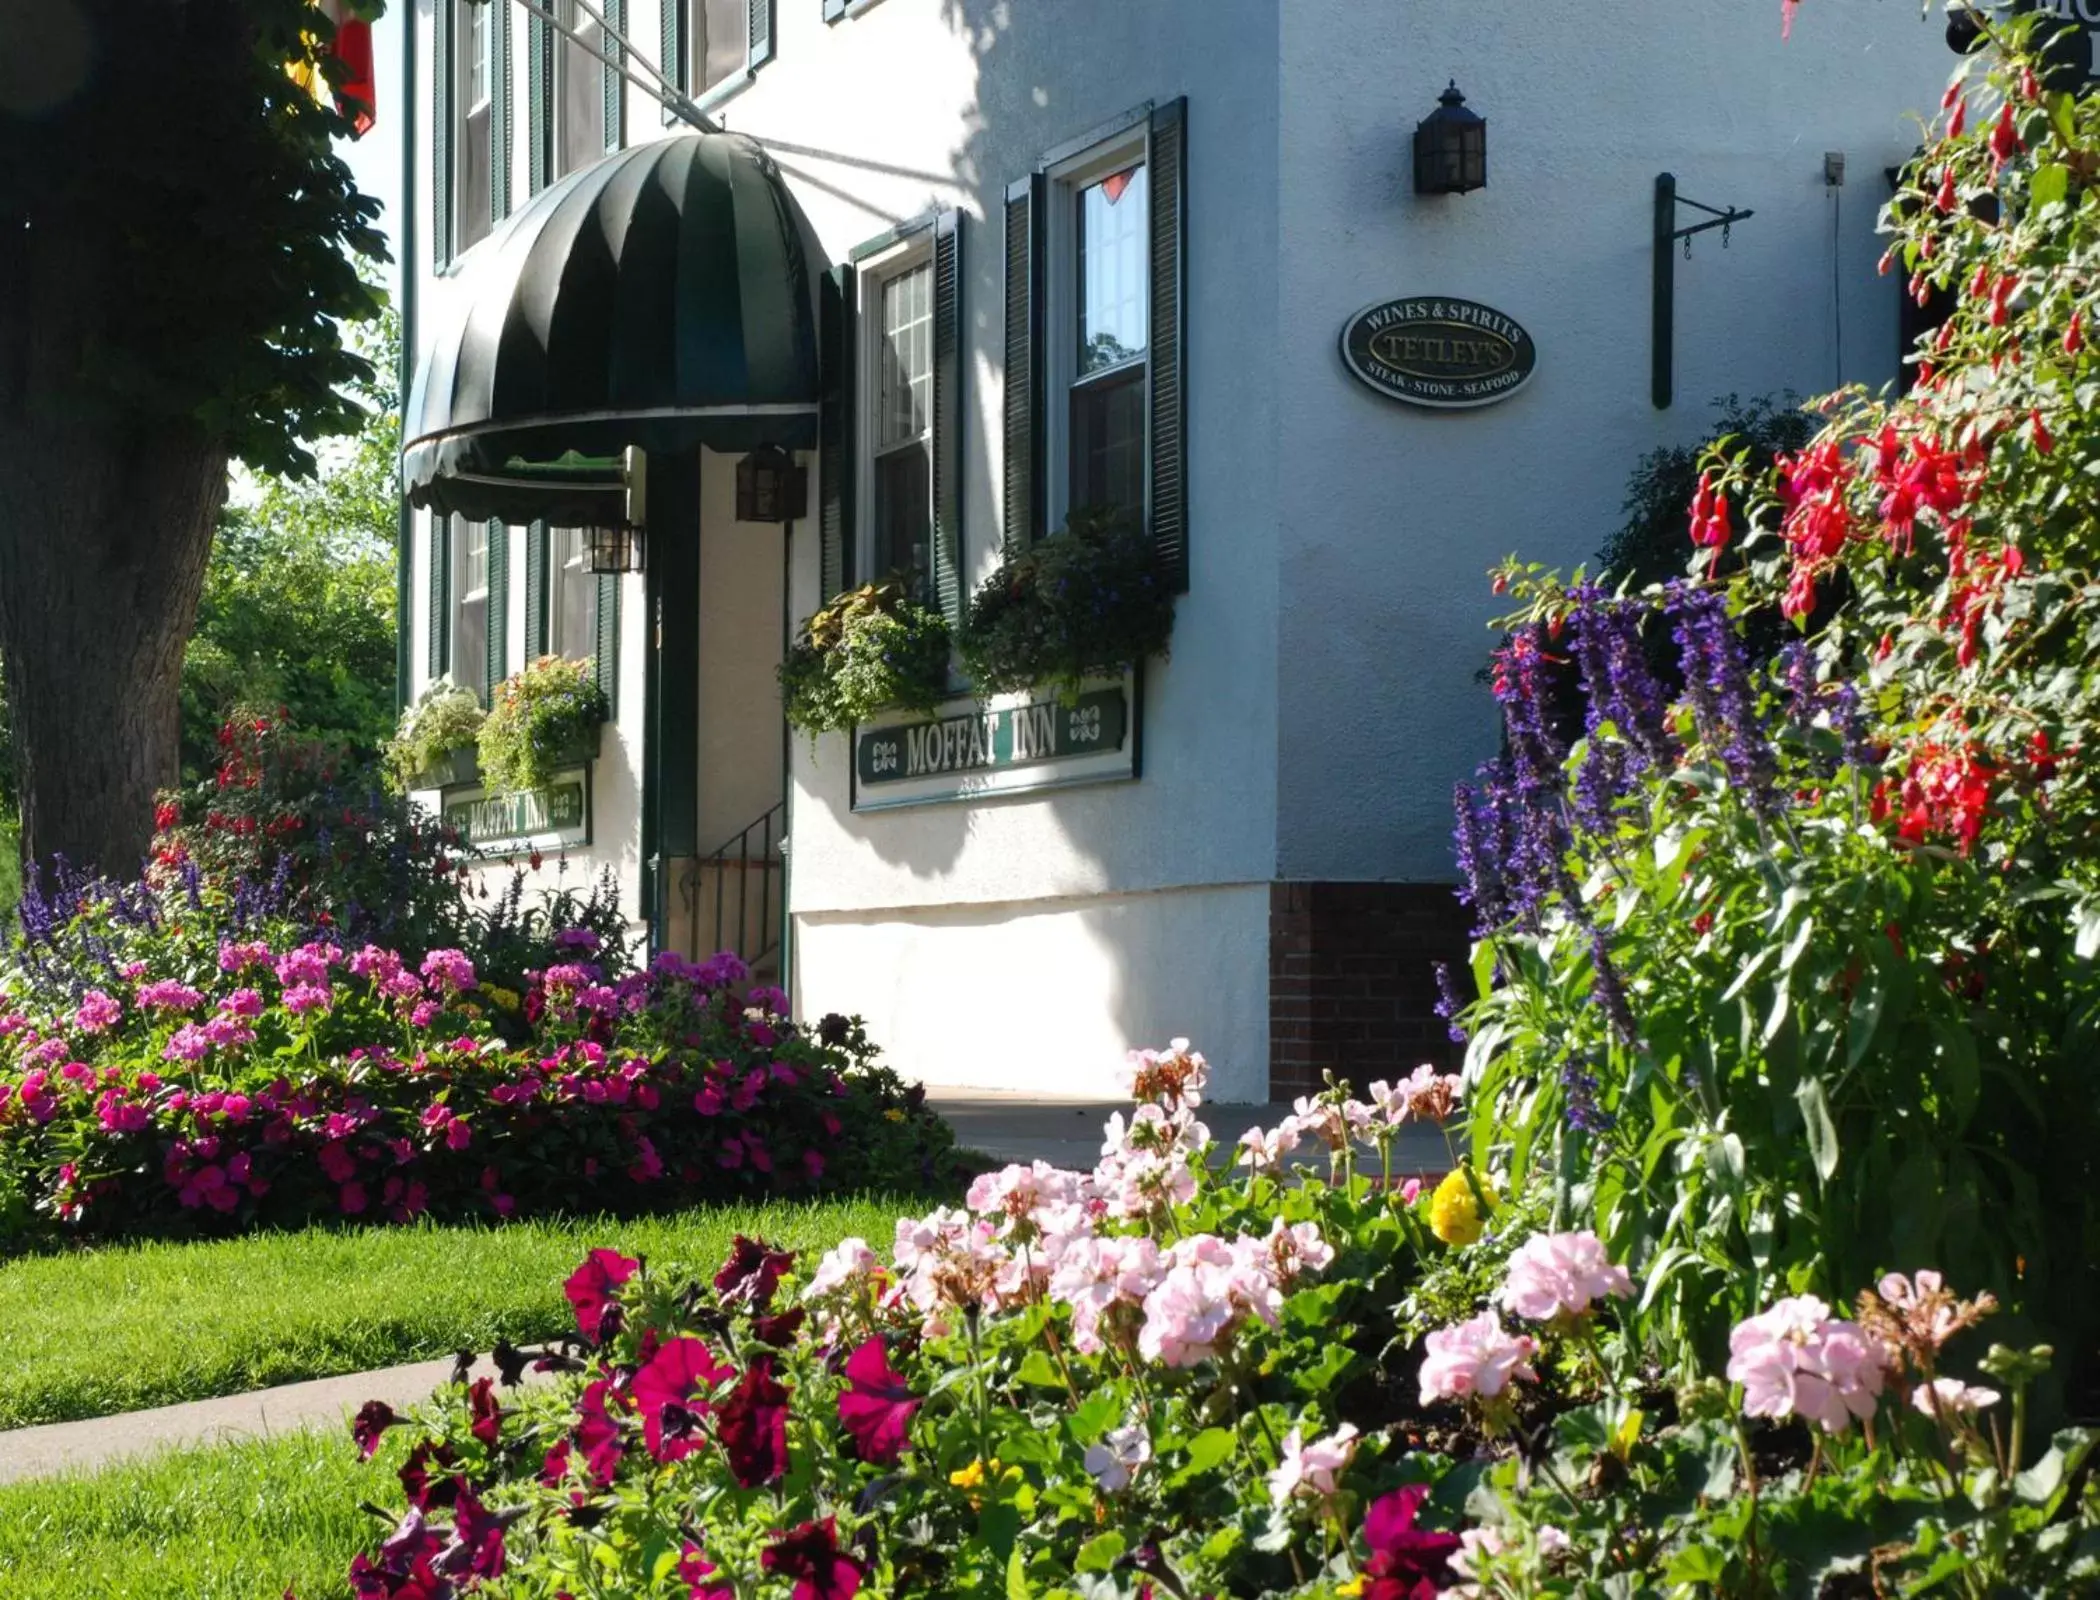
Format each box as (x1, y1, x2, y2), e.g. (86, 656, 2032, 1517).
(678, 800, 786, 970)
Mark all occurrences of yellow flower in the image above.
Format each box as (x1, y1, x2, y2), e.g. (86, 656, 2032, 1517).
(949, 1458, 991, 1490)
(1336, 1580, 1366, 1598)
(483, 986, 521, 1012)
(883, 1108, 907, 1123)
(1430, 1166, 1496, 1246)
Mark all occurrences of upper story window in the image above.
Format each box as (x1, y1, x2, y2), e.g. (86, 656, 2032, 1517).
(438, 0, 510, 265)
(455, 1, 495, 252)
(868, 255, 934, 597)
(666, 0, 772, 113)
(558, 0, 612, 177)
(1001, 99, 1188, 590)
(452, 517, 492, 699)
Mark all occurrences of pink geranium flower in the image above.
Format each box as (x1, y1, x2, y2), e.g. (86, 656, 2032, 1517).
(136, 980, 203, 1012)
(836, 1336, 920, 1465)
(1726, 1295, 1886, 1435)
(74, 990, 122, 1034)
(1419, 1313, 1539, 1405)
(1268, 1421, 1360, 1507)
(1498, 1230, 1634, 1322)
(562, 1248, 639, 1343)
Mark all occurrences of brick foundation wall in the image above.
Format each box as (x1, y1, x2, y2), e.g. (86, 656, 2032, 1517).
(1268, 882, 1472, 1100)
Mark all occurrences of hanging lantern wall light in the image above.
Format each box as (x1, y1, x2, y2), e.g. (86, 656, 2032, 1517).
(736, 444, 808, 523)
(1414, 80, 1486, 196)
(587, 521, 645, 574)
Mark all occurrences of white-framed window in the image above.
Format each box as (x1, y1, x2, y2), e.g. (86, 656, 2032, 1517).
(548, 527, 601, 663)
(670, 0, 771, 114)
(1044, 133, 1148, 535)
(857, 243, 935, 599)
(453, 0, 499, 252)
(453, 517, 491, 699)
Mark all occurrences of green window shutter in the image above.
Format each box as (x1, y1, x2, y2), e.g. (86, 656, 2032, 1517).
(1147, 97, 1189, 592)
(486, 521, 510, 692)
(432, 0, 453, 268)
(427, 514, 452, 679)
(818, 262, 856, 600)
(823, 0, 847, 21)
(523, 521, 550, 660)
(595, 573, 621, 712)
(527, 12, 551, 195)
(661, 0, 688, 123)
(930, 209, 964, 629)
(603, 0, 625, 152)
(491, 1, 513, 221)
(1002, 174, 1044, 554)
(748, 0, 773, 69)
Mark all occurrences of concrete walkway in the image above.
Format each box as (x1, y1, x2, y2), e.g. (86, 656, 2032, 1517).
(0, 1092, 1454, 1484)
(0, 1352, 539, 1486)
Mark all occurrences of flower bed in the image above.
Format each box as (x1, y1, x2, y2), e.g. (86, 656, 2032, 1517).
(0, 937, 952, 1247)
(336, 1046, 2096, 1597)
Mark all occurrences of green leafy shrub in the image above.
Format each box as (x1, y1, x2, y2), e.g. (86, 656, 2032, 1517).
(957, 507, 1176, 699)
(778, 581, 951, 735)
(382, 680, 484, 793)
(478, 655, 607, 796)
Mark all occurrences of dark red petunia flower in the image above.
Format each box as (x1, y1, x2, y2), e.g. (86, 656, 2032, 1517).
(835, 1336, 920, 1466)
(632, 1336, 734, 1463)
(678, 1540, 735, 1600)
(752, 1307, 807, 1347)
(468, 1376, 503, 1447)
(563, 1248, 639, 1343)
(761, 1517, 865, 1600)
(450, 1490, 509, 1580)
(1361, 1484, 1464, 1600)
(397, 1439, 463, 1511)
(538, 1437, 572, 1487)
(350, 1399, 399, 1460)
(716, 1355, 793, 1486)
(713, 1234, 796, 1311)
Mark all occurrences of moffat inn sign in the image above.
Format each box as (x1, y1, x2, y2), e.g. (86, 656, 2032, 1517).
(1340, 295, 1537, 409)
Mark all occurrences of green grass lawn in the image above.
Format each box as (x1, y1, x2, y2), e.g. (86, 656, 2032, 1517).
(0, 1428, 399, 1599)
(0, 1195, 910, 1430)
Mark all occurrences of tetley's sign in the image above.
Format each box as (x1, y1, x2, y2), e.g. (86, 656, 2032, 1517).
(1339, 296, 1536, 409)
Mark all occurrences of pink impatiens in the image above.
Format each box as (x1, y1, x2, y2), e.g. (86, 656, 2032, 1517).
(1726, 1294, 1887, 1434)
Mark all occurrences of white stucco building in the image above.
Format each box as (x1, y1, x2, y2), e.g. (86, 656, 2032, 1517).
(400, 0, 1952, 1103)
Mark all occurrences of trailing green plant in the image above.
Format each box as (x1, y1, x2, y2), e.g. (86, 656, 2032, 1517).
(957, 506, 1176, 700)
(477, 655, 607, 797)
(778, 580, 952, 736)
(382, 680, 484, 794)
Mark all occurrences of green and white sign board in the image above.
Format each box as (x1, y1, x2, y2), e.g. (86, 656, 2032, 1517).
(442, 768, 592, 854)
(852, 677, 1137, 810)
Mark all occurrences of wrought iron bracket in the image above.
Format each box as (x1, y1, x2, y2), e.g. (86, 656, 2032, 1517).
(1653, 172, 1756, 409)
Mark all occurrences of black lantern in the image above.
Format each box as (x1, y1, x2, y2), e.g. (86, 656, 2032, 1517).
(1413, 80, 1486, 196)
(587, 522, 645, 574)
(736, 445, 808, 523)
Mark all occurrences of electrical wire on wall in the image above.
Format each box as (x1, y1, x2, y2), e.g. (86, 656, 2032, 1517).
(1826, 150, 1847, 389)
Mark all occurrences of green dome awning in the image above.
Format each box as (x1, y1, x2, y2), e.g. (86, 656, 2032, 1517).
(403, 132, 823, 524)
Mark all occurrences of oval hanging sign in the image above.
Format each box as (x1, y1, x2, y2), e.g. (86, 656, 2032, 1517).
(1339, 296, 1537, 409)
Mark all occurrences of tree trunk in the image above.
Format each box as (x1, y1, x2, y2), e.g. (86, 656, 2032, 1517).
(0, 218, 225, 879)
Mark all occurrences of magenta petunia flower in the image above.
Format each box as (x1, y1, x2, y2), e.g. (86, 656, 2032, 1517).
(468, 1376, 503, 1446)
(573, 1378, 630, 1487)
(562, 1248, 639, 1343)
(713, 1234, 796, 1311)
(1360, 1483, 1463, 1600)
(761, 1518, 865, 1600)
(836, 1336, 920, 1466)
(716, 1356, 792, 1486)
(633, 1336, 733, 1463)
(678, 1541, 734, 1600)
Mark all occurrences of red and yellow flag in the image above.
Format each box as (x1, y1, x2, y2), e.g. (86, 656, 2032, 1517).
(288, 0, 378, 136)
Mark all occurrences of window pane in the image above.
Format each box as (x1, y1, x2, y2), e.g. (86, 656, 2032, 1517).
(549, 528, 599, 663)
(873, 443, 932, 598)
(1070, 368, 1144, 525)
(451, 518, 489, 698)
(458, 103, 492, 249)
(1077, 163, 1147, 376)
(695, 0, 747, 94)
(466, 3, 489, 106)
(557, 5, 605, 177)
(875, 262, 932, 453)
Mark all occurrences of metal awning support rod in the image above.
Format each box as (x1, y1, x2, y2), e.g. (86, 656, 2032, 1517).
(497, 0, 715, 132)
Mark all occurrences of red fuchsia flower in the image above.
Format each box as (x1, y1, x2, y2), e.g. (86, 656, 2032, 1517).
(836, 1336, 921, 1465)
(714, 1234, 796, 1311)
(761, 1518, 865, 1600)
(1779, 0, 1800, 39)
(1360, 1484, 1463, 1600)
(634, 1336, 734, 1463)
(679, 1541, 735, 1600)
(351, 1400, 400, 1459)
(1687, 471, 1730, 575)
(1990, 100, 2021, 170)
(468, 1377, 503, 1447)
(2066, 311, 2084, 355)
(717, 1356, 793, 1486)
(1897, 741, 1994, 854)
(563, 1249, 639, 1343)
